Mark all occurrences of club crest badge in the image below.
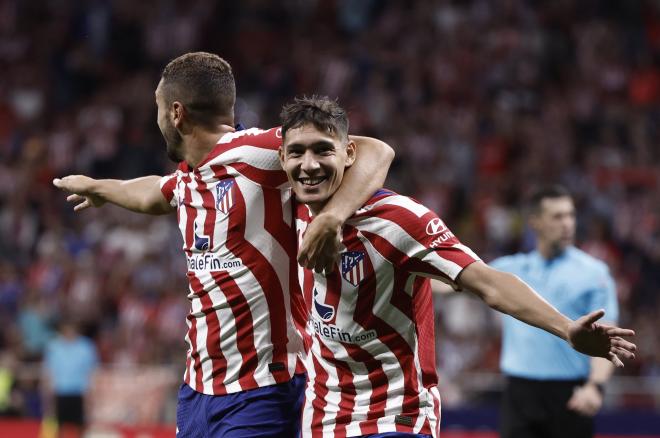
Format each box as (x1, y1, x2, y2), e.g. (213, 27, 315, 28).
(341, 251, 366, 286)
(215, 180, 234, 214)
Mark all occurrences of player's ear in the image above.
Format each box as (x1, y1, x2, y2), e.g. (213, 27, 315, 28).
(344, 140, 356, 168)
(278, 146, 285, 167)
(171, 101, 185, 129)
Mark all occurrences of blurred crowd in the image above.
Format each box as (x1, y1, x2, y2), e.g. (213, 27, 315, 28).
(1, 0, 659, 419)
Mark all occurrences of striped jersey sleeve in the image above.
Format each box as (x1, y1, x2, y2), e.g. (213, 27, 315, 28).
(352, 193, 480, 288)
(207, 127, 288, 188)
(160, 173, 179, 208)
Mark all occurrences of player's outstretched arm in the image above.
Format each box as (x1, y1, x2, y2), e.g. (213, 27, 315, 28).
(53, 175, 174, 215)
(457, 261, 636, 367)
(298, 136, 394, 273)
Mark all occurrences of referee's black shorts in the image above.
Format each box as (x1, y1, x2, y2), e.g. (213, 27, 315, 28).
(500, 376, 594, 438)
(55, 394, 85, 426)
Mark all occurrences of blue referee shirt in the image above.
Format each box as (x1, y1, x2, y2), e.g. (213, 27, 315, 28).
(44, 335, 98, 395)
(490, 246, 618, 380)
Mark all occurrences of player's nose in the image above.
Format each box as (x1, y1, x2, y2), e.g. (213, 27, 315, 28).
(300, 151, 321, 172)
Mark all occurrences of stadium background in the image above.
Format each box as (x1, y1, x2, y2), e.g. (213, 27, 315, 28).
(0, 0, 659, 436)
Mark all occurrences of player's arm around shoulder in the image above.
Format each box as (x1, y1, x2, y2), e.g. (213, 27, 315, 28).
(316, 135, 394, 222)
(53, 174, 175, 215)
(298, 136, 394, 273)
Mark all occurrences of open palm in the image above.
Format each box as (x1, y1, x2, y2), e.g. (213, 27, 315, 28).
(567, 309, 636, 367)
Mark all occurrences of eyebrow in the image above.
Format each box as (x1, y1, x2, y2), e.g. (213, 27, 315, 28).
(285, 140, 336, 151)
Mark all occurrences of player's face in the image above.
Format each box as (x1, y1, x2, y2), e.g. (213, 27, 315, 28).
(155, 79, 184, 163)
(279, 124, 355, 212)
(531, 196, 576, 253)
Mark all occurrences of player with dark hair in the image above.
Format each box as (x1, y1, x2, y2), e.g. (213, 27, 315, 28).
(492, 185, 620, 438)
(278, 96, 636, 438)
(158, 52, 237, 162)
(53, 52, 394, 437)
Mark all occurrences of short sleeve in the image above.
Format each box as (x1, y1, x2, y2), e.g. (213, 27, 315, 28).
(402, 210, 481, 286)
(217, 127, 289, 189)
(360, 196, 481, 288)
(160, 173, 178, 208)
(238, 126, 283, 151)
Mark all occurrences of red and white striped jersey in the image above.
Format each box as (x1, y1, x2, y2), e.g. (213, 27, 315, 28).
(295, 189, 480, 437)
(160, 127, 304, 395)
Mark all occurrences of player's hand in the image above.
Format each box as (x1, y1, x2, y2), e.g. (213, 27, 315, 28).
(53, 175, 106, 211)
(298, 212, 342, 273)
(567, 309, 636, 368)
(567, 383, 603, 416)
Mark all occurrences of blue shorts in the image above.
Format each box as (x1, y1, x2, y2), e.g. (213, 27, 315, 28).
(176, 374, 306, 437)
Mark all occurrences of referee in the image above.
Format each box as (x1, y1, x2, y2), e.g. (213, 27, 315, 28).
(491, 185, 619, 438)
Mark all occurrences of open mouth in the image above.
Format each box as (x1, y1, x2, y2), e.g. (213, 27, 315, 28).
(298, 176, 327, 187)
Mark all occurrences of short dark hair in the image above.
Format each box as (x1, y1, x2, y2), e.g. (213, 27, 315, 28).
(280, 95, 349, 141)
(528, 184, 572, 213)
(161, 52, 235, 127)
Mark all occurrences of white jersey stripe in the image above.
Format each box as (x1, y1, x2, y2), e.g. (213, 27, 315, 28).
(179, 175, 201, 389)
(411, 322, 427, 434)
(208, 145, 287, 172)
(187, 178, 216, 394)
(364, 193, 430, 218)
(301, 372, 317, 438)
(430, 386, 441, 437)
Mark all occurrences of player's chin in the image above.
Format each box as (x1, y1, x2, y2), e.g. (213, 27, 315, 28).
(295, 188, 330, 206)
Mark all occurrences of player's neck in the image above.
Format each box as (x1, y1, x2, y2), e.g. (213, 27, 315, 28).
(184, 123, 235, 168)
(307, 201, 328, 217)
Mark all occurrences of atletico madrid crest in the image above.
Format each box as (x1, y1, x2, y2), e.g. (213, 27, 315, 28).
(341, 251, 366, 286)
(215, 180, 234, 214)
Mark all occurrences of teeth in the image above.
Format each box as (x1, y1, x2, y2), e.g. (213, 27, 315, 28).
(299, 177, 326, 186)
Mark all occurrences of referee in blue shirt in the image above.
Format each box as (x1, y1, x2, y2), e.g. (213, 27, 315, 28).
(491, 185, 619, 438)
